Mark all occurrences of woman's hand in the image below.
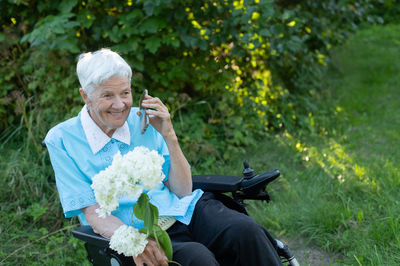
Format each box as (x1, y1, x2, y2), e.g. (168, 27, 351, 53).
(133, 238, 169, 266)
(139, 94, 176, 140)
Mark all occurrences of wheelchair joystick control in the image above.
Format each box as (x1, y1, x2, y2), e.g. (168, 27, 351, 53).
(242, 160, 255, 179)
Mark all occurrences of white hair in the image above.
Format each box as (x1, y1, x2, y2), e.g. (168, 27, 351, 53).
(77, 48, 132, 96)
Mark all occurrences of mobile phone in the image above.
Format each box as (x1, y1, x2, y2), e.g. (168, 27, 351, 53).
(139, 89, 149, 134)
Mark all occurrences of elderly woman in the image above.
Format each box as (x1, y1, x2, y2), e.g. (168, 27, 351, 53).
(45, 49, 282, 266)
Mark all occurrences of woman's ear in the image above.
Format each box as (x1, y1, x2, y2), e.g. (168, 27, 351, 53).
(79, 88, 91, 106)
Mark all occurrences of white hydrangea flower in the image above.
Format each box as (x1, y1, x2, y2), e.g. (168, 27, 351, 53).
(110, 225, 148, 257)
(91, 169, 121, 218)
(91, 146, 165, 218)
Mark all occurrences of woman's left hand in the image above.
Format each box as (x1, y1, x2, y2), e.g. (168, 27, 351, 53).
(139, 94, 175, 139)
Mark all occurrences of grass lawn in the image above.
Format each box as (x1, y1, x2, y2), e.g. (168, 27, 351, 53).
(240, 24, 400, 265)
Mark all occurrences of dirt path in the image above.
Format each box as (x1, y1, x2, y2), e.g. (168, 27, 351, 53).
(284, 237, 343, 265)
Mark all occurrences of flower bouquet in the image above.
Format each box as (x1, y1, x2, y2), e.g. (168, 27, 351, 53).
(91, 146, 173, 259)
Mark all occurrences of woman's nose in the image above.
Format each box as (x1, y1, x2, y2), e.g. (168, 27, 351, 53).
(112, 97, 125, 109)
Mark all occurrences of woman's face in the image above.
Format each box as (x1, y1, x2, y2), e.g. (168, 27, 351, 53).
(81, 76, 132, 136)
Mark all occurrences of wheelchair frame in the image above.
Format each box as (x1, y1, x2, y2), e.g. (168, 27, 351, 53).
(72, 162, 299, 266)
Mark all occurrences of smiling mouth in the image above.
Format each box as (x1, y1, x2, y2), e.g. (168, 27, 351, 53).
(107, 109, 128, 118)
(109, 111, 124, 114)
(108, 107, 127, 113)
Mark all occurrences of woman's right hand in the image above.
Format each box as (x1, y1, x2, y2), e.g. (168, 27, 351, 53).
(133, 238, 169, 266)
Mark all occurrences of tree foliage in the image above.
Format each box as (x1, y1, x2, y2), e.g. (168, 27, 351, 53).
(0, 0, 382, 162)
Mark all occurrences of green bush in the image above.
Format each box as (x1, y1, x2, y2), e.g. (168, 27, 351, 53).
(1, 0, 379, 162)
(369, 0, 400, 23)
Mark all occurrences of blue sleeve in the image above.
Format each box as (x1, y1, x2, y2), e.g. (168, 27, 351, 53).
(158, 134, 171, 182)
(45, 135, 97, 218)
(162, 155, 171, 182)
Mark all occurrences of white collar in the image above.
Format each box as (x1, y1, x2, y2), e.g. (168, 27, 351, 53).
(80, 105, 131, 154)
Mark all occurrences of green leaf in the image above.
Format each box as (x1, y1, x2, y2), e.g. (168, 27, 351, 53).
(20, 13, 79, 51)
(77, 9, 96, 28)
(145, 36, 161, 54)
(112, 37, 140, 53)
(133, 193, 150, 220)
(259, 29, 270, 37)
(54, 38, 80, 53)
(134, 193, 159, 238)
(154, 225, 173, 260)
(150, 202, 159, 221)
(26, 203, 48, 221)
(139, 18, 166, 34)
(144, 204, 155, 234)
(180, 35, 198, 48)
(120, 9, 144, 23)
(58, 0, 78, 13)
(143, 1, 154, 16)
(130, 58, 144, 71)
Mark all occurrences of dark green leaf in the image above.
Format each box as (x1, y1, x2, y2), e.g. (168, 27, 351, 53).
(112, 37, 140, 53)
(133, 193, 150, 220)
(120, 9, 144, 23)
(53, 38, 80, 53)
(58, 0, 78, 13)
(144, 204, 155, 234)
(145, 36, 161, 54)
(77, 9, 96, 28)
(143, 1, 154, 16)
(154, 225, 173, 260)
(139, 18, 166, 34)
(130, 59, 144, 71)
(260, 29, 270, 37)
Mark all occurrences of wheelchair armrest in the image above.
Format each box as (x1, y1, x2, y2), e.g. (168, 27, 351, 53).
(192, 175, 243, 192)
(241, 170, 280, 192)
(232, 170, 280, 202)
(72, 225, 110, 248)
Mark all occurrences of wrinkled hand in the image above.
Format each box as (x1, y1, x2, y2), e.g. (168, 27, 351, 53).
(133, 238, 169, 266)
(138, 94, 175, 139)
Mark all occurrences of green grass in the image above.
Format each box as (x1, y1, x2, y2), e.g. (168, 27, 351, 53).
(1, 24, 399, 265)
(0, 117, 90, 264)
(244, 24, 400, 265)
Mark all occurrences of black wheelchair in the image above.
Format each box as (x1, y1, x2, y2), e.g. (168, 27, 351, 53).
(72, 161, 299, 266)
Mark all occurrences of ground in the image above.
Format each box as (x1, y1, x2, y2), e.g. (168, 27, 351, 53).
(284, 237, 342, 265)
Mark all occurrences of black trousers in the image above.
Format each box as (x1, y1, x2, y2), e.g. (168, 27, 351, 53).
(166, 192, 282, 266)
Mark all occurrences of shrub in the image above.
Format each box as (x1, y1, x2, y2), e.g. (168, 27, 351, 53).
(1, 0, 378, 161)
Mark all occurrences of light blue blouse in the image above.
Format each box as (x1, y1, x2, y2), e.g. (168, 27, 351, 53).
(45, 107, 203, 229)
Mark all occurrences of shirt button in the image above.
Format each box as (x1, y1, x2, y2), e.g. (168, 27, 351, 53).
(111, 139, 115, 144)
(103, 147, 108, 152)
(105, 156, 112, 162)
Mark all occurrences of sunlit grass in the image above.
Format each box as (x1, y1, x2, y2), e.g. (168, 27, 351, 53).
(245, 24, 400, 265)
